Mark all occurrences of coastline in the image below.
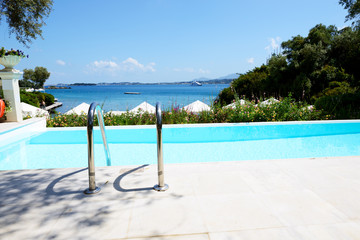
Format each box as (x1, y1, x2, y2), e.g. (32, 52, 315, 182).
(45, 79, 233, 88)
(45, 84, 229, 113)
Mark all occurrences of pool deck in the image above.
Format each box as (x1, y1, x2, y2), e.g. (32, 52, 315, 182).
(1, 156, 360, 239)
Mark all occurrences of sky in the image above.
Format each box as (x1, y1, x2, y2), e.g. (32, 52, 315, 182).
(0, 0, 351, 85)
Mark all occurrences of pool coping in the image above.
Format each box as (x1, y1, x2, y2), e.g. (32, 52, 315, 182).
(0, 118, 46, 148)
(0, 117, 46, 135)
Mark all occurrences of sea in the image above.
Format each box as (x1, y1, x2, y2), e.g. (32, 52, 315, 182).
(45, 84, 229, 113)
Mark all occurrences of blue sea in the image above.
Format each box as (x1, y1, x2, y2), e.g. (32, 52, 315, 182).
(45, 84, 229, 113)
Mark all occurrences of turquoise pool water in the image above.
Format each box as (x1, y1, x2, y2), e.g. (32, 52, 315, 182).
(1, 121, 360, 170)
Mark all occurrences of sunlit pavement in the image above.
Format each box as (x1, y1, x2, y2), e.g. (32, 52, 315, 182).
(1, 156, 360, 239)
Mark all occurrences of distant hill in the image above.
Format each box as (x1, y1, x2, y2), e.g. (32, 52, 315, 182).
(190, 73, 238, 84)
(194, 79, 233, 84)
(47, 73, 237, 86)
(215, 73, 239, 80)
(71, 83, 97, 86)
(192, 77, 211, 82)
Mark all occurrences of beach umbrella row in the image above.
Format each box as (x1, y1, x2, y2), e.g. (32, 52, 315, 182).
(65, 100, 212, 115)
(62, 98, 282, 116)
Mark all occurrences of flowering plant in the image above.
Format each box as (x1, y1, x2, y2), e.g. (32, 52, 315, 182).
(0, 47, 28, 58)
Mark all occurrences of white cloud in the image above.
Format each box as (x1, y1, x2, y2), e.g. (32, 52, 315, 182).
(247, 58, 254, 64)
(93, 60, 118, 68)
(265, 37, 281, 52)
(122, 57, 155, 72)
(86, 58, 156, 74)
(56, 60, 66, 66)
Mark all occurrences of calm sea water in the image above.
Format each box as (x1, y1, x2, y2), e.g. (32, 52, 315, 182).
(46, 84, 229, 113)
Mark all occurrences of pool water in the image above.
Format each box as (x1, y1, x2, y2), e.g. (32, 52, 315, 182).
(1, 121, 360, 170)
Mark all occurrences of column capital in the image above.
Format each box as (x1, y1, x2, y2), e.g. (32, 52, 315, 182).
(0, 70, 23, 80)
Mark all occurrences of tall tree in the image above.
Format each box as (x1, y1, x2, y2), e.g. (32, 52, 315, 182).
(21, 66, 50, 88)
(339, 0, 360, 27)
(0, 0, 53, 46)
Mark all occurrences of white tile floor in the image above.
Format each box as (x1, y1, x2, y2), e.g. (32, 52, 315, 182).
(1, 156, 360, 239)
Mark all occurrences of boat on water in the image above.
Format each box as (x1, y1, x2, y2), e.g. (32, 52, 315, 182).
(191, 81, 202, 86)
(124, 92, 141, 94)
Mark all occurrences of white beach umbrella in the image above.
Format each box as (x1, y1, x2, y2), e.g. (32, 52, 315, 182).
(65, 102, 90, 115)
(259, 98, 279, 107)
(130, 102, 155, 113)
(183, 100, 210, 113)
(224, 99, 246, 109)
(21, 102, 49, 118)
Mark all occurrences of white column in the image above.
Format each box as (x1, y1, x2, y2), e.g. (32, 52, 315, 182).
(0, 70, 23, 122)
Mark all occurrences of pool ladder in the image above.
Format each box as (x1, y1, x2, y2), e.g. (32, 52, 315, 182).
(84, 102, 168, 195)
(84, 103, 111, 194)
(154, 102, 169, 191)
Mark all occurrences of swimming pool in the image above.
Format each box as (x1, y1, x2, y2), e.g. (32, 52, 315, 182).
(1, 120, 359, 170)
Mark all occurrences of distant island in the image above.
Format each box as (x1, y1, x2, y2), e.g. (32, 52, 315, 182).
(45, 73, 238, 87)
(46, 86, 71, 89)
(68, 79, 233, 86)
(71, 83, 97, 86)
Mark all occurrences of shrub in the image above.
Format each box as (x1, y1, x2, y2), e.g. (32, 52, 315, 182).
(314, 93, 360, 119)
(20, 91, 40, 107)
(47, 113, 88, 127)
(46, 98, 328, 127)
(43, 93, 55, 105)
(215, 87, 234, 105)
(20, 90, 55, 107)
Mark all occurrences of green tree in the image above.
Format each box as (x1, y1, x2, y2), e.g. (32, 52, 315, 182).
(339, 0, 360, 27)
(0, 0, 53, 46)
(310, 65, 354, 98)
(232, 65, 269, 102)
(21, 66, 50, 89)
(216, 22, 360, 107)
(216, 87, 235, 105)
(307, 24, 338, 47)
(266, 54, 289, 98)
(331, 27, 360, 84)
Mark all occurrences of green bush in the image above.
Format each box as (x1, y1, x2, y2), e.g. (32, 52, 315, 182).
(215, 87, 234, 105)
(20, 91, 55, 107)
(314, 93, 360, 119)
(47, 98, 328, 127)
(43, 93, 55, 105)
(20, 91, 40, 107)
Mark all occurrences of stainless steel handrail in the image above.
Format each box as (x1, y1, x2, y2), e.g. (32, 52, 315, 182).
(154, 102, 169, 191)
(84, 102, 111, 195)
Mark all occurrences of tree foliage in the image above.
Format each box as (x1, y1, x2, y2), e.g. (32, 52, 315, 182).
(0, 0, 53, 46)
(339, 0, 360, 27)
(20, 66, 50, 88)
(216, 24, 360, 106)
